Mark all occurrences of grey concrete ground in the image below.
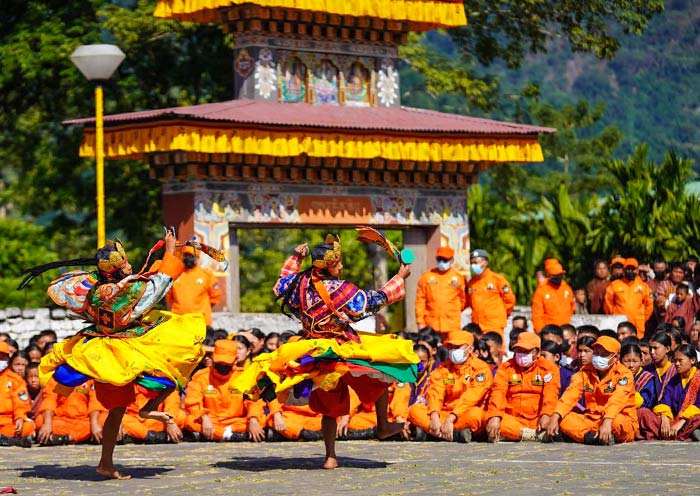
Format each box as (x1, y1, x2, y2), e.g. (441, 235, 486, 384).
(1, 440, 698, 496)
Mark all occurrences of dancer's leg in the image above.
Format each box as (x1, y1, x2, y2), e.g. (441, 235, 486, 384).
(97, 407, 130, 480)
(138, 387, 176, 422)
(374, 389, 405, 439)
(321, 416, 338, 470)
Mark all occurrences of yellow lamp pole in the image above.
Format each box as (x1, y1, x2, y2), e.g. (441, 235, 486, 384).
(95, 84, 105, 248)
(69, 44, 125, 249)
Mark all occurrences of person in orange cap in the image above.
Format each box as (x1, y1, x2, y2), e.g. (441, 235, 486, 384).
(0, 340, 34, 446)
(35, 378, 107, 445)
(415, 245, 467, 335)
(467, 249, 516, 337)
(408, 330, 492, 442)
(604, 258, 653, 338)
(166, 245, 222, 326)
(184, 336, 265, 442)
(531, 259, 575, 333)
(610, 257, 626, 281)
(546, 336, 638, 444)
(484, 332, 560, 442)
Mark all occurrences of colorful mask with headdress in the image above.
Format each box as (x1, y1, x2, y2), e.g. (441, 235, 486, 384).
(311, 234, 341, 270)
(96, 239, 129, 276)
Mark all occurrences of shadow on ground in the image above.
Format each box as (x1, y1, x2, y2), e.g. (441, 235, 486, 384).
(18, 464, 173, 481)
(213, 455, 390, 471)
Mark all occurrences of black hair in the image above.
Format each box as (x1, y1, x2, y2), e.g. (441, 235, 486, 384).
(576, 325, 600, 337)
(676, 282, 689, 293)
(482, 332, 503, 346)
(650, 331, 672, 348)
(436, 346, 449, 363)
(561, 324, 576, 334)
(212, 329, 229, 341)
(203, 336, 215, 349)
(249, 328, 265, 340)
(593, 259, 608, 269)
(617, 321, 637, 334)
(671, 316, 686, 332)
(42, 342, 54, 355)
(417, 332, 439, 352)
(621, 336, 640, 347)
(541, 339, 562, 356)
(666, 327, 683, 349)
(511, 315, 528, 325)
(8, 339, 18, 351)
(674, 344, 697, 362)
(463, 323, 482, 337)
(540, 324, 563, 338)
(576, 336, 597, 349)
(24, 343, 42, 355)
(25, 362, 39, 372)
(413, 343, 430, 356)
(620, 343, 643, 360)
(669, 261, 685, 272)
(476, 339, 496, 365)
(39, 330, 57, 340)
(279, 331, 296, 344)
(509, 328, 525, 352)
(599, 329, 619, 339)
(264, 332, 280, 343)
(234, 334, 252, 351)
(9, 350, 29, 366)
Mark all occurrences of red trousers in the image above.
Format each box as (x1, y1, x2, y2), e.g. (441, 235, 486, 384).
(637, 407, 700, 441)
(309, 375, 388, 417)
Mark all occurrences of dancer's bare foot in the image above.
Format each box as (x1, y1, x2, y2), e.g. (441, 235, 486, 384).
(138, 410, 173, 423)
(322, 456, 338, 470)
(96, 466, 131, 480)
(376, 422, 405, 440)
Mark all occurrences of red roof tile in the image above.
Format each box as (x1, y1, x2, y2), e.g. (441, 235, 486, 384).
(64, 99, 555, 136)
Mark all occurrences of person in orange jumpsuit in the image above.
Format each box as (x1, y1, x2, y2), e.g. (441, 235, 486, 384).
(266, 388, 323, 441)
(35, 378, 106, 445)
(184, 337, 266, 441)
(531, 259, 575, 333)
(415, 246, 467, 335)
(604, 258, 653, 338)
(121, 388, 186, 443)
(0, 341, 34, 446)
(545, 336, 638, 444)
(166, 245, 222, 326)
(408, 330, 492, 442)
(340, 382, 411, 439)
(484, 332, 560, 442)
(467, 249, 516, 337)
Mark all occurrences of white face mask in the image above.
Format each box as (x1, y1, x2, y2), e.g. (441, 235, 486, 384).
(515, 352, 534, 368)
(592, 354, 612, 371)
(0, 360, 8, 372)
(449, 348, 467, 365)
(437, 260, 452, 272)
(471, 263, 484, 276)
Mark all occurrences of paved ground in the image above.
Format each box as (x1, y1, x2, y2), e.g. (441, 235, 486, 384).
(1, 440, 698, 495)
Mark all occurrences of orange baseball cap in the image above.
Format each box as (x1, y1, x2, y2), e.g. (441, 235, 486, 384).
(514, 332, 541, 351)
(544, 258, 566, 276)
(183, 246, 199, 257)
(610, 257, 625, 266)
(213, 339, 237, 363)
(593, 336, 621, 355)
(443, 331, 474, 347)
(436, 246, 455, 260)
(624, 258, 639, 268)
(0, 341, 9, 355)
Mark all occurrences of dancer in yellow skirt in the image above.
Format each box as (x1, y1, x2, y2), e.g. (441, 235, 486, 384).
(19, 230, 205, 479)
(235, 234, 419, 469)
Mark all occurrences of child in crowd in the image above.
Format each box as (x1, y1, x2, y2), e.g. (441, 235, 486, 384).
(638, 344, 700, 440)
(8, 351, 29, 378)
(540, 340, 573, 395)
(24, 363, 43, 420)
(263, 332, 281, 352)
(646, 332, 678, 403)
(620, 344, 657, 416)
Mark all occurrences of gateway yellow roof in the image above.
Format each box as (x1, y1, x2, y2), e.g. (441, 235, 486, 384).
(154, 0, 467, 29)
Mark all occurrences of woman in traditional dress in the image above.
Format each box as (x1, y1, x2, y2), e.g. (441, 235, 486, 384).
(20, 230, 205, 479)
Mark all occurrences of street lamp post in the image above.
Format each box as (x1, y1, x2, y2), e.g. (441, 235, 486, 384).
(70, 44, 125, 249)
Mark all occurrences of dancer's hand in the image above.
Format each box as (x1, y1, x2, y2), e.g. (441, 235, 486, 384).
(201, 414, 215, 440)
(337, 415, 349, 437)
(165, 230, 177, 254)
(273, 412, 287, 432)
(166, 422, 183, 443)
(397, 264, 411, 279)
(293, 243, 309, 258)
(248, 418, 265, 442)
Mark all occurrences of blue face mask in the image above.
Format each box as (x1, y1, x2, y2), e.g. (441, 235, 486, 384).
(437, 260, 452, 272)
(471, 263, 484, 276)
(449, 348, 467, 365)
(592, 354, 612, 371)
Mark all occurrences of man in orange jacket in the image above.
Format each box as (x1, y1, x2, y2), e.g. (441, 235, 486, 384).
(121, 388, 186, 443)
(36, 378, 106, 445)
(484, 332, 560, 442)
(266, 388, 323, 441)
(415, 246, 467, 335)
(408, 330, 492, 442)
(545, 336, 638, 444)
(467, 249, 516, 337)
(166, 245, 222, 326)
(184, 340, 265, 441)
(531, 259, 575, 333)
(604, 258, 653, 338)
(0, 340, 34, 446)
